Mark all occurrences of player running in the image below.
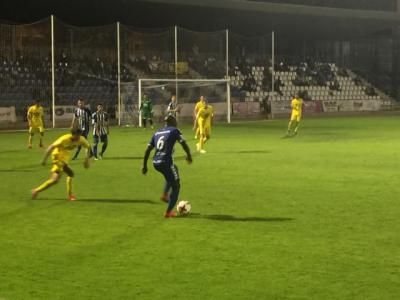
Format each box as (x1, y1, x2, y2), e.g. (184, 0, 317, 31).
(193, 95, 206, 139)
(194, 99, 213, 153)
(27, 99, 45, 148)
(31, 128, 91, 201)
(287, 93, 303, 137)
(92, 103, 109, 160)
(140, 94, 154, 129)
(71, 99, 91, 160)
(142, 115, 192, 218)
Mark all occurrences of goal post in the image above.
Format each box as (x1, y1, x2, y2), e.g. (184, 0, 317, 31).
(137, 78, 231, 127)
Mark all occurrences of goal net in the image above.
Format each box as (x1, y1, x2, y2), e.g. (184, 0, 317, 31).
(134, 78, 231, 127)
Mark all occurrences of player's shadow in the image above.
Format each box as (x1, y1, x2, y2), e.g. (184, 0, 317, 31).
(102, 156, 143, 160)
(0, 163, 42, 172)
(34, 198, 158, 205)
(281, 134, 295, 139)
(215, 150, 272, 154)
(77, 198, 158, 205)
(0, 169, 35, 173)
(174, 155, 194, 161)
(0, 149, 23, 154)
(187, 213, 293, 222)
(235, 150, 272, 154)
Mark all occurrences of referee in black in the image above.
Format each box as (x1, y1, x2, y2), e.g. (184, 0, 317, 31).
(71, 98, 92, 160)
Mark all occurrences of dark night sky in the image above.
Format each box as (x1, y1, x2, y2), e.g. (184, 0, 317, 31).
(0, 0, 286, 37)
(0, 0, 232, 28)
(0, 0, 397, 38)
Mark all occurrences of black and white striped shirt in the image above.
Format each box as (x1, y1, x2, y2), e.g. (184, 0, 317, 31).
(167, 101, 177, 117)
(92, 111, 109, 136)
(74, 107, 91, 132)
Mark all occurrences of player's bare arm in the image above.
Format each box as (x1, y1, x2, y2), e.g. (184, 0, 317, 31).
(70, 115, 76, 129)
(41, 144, 55, 165)
(193, 117, 198, 131)
(180, 141, 192, 164)
(27, 111, 32, 127)
(142, 144, 154, 174)
(193, 112, 200, 131)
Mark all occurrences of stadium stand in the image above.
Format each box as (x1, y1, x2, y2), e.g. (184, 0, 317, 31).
(230, 61, 383, 103)
(0, 54, 134, 105)
(0, 18, 395, 127)
(0, 51, 388, 121)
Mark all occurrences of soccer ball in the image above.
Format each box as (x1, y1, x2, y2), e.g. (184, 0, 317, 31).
(177, 200, 191, 215)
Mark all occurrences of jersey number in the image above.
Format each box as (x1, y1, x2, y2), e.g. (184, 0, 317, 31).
(156, 136, 165, 150)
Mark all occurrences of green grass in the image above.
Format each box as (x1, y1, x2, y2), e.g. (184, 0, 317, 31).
(1, 116, 400, 300)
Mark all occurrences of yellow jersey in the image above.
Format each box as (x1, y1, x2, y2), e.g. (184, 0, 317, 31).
(291, 98, 303, 114)
(52, 134, 90, 162)
(196, 105, 214, 121)
(194, 100, 206, 115)
(27, 104, 44, 127)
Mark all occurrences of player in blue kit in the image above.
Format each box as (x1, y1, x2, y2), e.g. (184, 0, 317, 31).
(142, 115, 192, 218)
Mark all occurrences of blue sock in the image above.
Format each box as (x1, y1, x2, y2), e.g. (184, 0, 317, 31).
(163, 181, 171, 194)
(167, 181, 180, 212)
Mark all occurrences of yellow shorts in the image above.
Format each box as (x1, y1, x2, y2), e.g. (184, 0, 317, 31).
(50, 153, 68, 174)
(290, 113, 301, 122)
(199, 125, 211, 137)
(29, 126, 45, 134)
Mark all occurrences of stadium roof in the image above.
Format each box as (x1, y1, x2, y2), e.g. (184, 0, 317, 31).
(139, 0, 400, 21)
(0, 0, 398, 39)
(134, 0, 400, 39)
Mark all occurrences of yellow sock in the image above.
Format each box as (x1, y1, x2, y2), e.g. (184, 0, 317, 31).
(28, 135, 33, 145)
(195, 127, 200, 138)
(67, 177, 73, 196)
(294, 124, 300, 133)
(35, 179, 56, 192)
(200, 136, 205, 149)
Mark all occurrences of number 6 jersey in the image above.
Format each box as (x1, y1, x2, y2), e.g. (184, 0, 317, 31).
(149, 126, 185, 165)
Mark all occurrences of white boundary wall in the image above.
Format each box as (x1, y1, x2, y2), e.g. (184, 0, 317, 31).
(0, 107, 17, 123)
(271, 99, 384, 116)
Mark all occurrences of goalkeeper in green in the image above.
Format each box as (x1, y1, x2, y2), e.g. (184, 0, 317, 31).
(140, 94, 154, 129)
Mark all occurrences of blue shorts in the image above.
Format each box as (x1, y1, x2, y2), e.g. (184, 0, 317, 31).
(93, 134, 108, 143)
(153, 162, 180, 183)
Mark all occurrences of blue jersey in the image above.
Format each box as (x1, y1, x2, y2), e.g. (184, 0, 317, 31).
(149, 126, 185, 164)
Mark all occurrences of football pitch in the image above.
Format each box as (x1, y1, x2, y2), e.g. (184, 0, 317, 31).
(1, 116, 400, 300)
